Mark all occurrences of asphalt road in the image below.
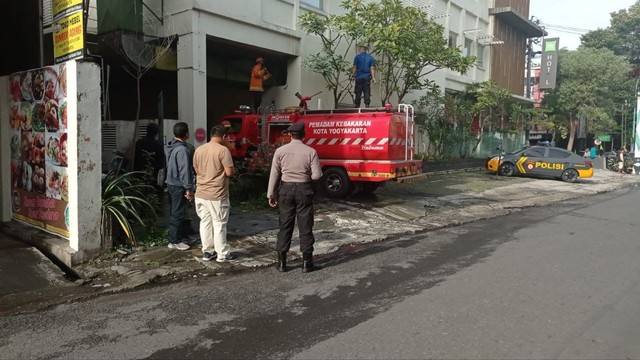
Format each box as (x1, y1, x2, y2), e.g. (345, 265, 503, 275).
(1, 185, 639, 359)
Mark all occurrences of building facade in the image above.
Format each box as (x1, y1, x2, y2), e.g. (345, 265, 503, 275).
(0, 0, 541, 264)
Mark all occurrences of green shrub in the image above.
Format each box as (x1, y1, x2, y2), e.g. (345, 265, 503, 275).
(139, 224, 168, 247)
(102, 171, 157, 248)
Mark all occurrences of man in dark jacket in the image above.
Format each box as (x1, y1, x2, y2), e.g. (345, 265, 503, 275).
(134, 122, 165, 200)
(165, 122, 194, 251)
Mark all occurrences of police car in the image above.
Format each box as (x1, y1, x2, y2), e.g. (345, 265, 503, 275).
(486, 146, 594, 183)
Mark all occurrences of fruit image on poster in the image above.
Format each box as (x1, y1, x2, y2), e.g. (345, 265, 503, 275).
(9, 64, 69, 238)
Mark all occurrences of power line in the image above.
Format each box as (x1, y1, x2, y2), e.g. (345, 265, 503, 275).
(542, 23, 591, 32)
(540, 22, 591, 35)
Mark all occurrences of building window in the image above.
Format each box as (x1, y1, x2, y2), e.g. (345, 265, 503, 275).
(477, 44, 485, 67)
(463, 38, 473, 56)
(301, 0, 322, 9)
(448, 32, 458, 48)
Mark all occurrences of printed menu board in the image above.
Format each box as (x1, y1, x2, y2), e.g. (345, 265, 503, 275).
(8, 64, 70, 238)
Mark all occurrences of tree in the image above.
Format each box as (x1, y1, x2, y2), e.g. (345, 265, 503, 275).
(542, 48, 633, 151)
(299, 0, 475, 108)
(298, 12, 360, 108)
(462, 80, 513, 153)
(348, 0, 475, 105)
(581, 1, 640, 69)
(102, 12, 176, 169)
(414, 88, 447, 159)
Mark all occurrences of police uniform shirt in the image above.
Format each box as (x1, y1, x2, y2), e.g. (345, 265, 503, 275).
(267, 139, 322, 199)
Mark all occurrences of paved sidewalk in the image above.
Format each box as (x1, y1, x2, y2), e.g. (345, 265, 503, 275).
(1, 167, 639, 314)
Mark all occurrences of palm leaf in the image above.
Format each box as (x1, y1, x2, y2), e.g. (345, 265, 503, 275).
(101, 171, 158, 248)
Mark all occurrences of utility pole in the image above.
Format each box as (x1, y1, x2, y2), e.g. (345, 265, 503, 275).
(526, 39, 533, 98)
(525, 39, 543, 98)
(526, 17, 543, 99)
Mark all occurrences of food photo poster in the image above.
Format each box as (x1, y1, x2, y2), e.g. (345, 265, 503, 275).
(9, 64, 70, 238)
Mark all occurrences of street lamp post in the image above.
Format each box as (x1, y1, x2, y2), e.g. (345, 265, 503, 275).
(622, 100, 627, 150)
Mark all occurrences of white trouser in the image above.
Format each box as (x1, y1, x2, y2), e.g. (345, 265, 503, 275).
(195, 197, 231, 257)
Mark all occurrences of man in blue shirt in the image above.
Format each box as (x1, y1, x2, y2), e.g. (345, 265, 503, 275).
(351, 44, 376, 108)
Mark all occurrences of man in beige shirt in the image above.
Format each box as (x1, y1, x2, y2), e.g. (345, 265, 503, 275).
(267, 122, 322, 273)
(193, 125, 237, 262)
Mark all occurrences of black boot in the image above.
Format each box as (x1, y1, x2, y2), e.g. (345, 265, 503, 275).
(302, 252, 317, 273)
(277, 251, 288, 272)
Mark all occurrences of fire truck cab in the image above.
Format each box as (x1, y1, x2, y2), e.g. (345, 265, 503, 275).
(218, 105, 426, 198)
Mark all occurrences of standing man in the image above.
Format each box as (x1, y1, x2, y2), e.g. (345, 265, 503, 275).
(165, 122, 194, 251)
(193, 125, 238, 262)
(618, 147, 627, 173)
(267, 122, 322, 273)
(133, 122, 165, 201)
(351, 44, 376, 108)
(249, 56, 271, 112)
(219, 120, 235, 151)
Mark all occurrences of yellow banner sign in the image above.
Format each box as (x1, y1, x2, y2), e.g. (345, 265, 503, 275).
(52, 0, 83, 21)
(54, 11, 84, 64)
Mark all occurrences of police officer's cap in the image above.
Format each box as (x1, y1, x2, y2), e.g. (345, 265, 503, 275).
(285, 122, 305, 134)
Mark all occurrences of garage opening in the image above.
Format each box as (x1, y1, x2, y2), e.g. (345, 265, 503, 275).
(206, 36, 291, 129)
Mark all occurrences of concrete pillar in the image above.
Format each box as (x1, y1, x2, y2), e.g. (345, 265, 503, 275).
(177, 24, 207, 145)
(71, 62, 102, 261)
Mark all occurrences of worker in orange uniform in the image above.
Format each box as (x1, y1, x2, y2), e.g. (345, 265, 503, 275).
(249, 57, 271, 113)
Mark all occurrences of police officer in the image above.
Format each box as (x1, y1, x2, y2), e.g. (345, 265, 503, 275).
(267, 122, 322, 272)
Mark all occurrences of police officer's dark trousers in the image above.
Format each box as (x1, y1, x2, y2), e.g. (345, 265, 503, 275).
(276, 182, 315, 254)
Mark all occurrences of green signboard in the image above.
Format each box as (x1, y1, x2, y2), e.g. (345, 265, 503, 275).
(597, 134, 611, 142)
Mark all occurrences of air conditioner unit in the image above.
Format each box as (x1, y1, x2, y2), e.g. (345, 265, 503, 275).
(101, 119, 178, 172)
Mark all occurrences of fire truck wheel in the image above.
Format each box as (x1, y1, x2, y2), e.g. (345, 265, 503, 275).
(322, 167, 351, 198)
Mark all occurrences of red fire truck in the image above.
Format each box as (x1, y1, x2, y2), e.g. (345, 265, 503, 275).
(218, 104, 426, 198)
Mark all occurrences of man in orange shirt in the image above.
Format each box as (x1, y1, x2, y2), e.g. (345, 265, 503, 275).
(193, 125, 237, 262)
(249, 57, 271, 112)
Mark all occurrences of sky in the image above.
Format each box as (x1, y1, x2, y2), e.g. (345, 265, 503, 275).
(529, 0, 637, 57)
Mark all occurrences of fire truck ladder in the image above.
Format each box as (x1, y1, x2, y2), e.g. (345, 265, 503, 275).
(398, 104, 415, 161)
(258, 104, 276, 143)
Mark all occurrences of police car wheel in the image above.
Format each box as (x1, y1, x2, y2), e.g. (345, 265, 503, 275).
(561, 168, 578, 183)
(498, 163, 515, 177)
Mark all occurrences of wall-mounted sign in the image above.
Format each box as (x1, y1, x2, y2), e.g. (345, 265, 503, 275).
(539, 37, 560, 90)
(52, 0, 84, 64)
(53, 0, 83, 20)
(194, 128, 206, 142)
